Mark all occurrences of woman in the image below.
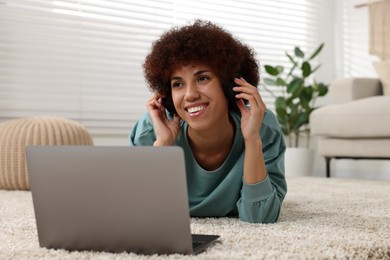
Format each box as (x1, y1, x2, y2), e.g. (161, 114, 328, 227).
(129, 20, 287, 223)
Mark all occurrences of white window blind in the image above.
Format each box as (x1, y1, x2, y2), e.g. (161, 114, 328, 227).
(0, 0, 327, 141)
(339, 0, 379, 77)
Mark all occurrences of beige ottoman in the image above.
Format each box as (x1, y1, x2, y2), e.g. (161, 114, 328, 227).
(0, 116, 94, 190)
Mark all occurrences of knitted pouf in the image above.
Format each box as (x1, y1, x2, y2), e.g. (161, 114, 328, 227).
(0, 116, 94, 190)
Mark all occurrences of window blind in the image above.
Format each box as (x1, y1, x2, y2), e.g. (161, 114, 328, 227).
(339, 0, 379, 77)
(0, 0, 327, 141)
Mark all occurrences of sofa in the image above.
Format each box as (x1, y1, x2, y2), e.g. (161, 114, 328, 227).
(310, 77, 390, 177)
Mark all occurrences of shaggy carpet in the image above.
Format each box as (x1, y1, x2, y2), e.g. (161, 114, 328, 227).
(1, 176, 389, 259)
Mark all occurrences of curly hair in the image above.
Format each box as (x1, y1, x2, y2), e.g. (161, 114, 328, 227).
(143, 20, 260, 109)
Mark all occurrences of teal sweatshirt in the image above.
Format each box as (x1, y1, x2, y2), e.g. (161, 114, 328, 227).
(129, 109, 287, 223)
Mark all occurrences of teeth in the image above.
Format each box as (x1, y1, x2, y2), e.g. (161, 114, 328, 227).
(187, 106, 205, 113)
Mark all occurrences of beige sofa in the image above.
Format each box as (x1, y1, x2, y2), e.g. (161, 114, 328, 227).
(310, 78, 390, 177)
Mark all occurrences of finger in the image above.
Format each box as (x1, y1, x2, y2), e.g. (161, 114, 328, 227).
(147, 97, 160, 111)
(156, 98, 165, 112)
(233, 78, 267, 113)
(148, 93, 161, 102)
(235, 92, 266, 115)
(234, 76, 252, 86)
(235, 99, 250, 116)
(147, 96, 167, 117)
(147, 99, 157, 110)
(234, 77, 263, 97)
(168, 114, 181, 130)
(173, 114, 181, 124)
(235, 92, 259, 108)
(234, 85, 265, 108)
(233, 77, 260, 94)
(154, 95, 167, 111)
(234, 89, 260, 108)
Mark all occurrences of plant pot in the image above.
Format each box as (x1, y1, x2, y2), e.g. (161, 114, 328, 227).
(284, 147, 314, 176)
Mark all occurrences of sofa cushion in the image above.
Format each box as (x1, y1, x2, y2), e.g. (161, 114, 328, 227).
(374, 61, 390, 96)
(317, 138, 390, 157)
(329, 78, 382, 103)
(310, 96, 390, 138)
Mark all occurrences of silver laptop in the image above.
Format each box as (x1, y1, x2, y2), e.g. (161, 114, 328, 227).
(26, 145, 219, 255)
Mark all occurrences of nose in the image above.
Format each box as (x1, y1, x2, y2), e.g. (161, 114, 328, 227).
(184, 82, 200, 101)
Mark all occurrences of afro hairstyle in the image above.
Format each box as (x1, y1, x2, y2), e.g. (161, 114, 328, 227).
(143, 20, 260, 111)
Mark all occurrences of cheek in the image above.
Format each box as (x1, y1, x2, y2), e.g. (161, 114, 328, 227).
(215, 86, 229, 103)
(171, 90, 185, 115)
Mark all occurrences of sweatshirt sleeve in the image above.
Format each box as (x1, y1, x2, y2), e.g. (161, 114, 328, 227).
(236, 110, 287, 223)
(129, 112, 156, 146)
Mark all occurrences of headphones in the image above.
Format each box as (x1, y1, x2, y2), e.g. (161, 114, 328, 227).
(161, 94, 176, 115)
(162, 72, 243, 115)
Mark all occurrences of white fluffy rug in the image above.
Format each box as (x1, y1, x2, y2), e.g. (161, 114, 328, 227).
(1, 176, 390, 259)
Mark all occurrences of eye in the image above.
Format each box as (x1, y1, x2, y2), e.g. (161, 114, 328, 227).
(171, 81, 183, 88)
(197, 75, 210, 83)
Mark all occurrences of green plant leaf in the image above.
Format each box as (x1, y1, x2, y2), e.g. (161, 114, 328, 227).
(263, 78, 278, 86)
(275, 66, 284, 74)
(309, 43, 324, 60)
(300, 97, 311, 112)
(293, 112, 309, 130)
(304, 85, 314, 98)
(276, 77, 287, 86)
(301, 61, 311, 77)
(275, 97, 289, 130)
(264, 65, 280, 76)
(294, 47, 304, 58)
(317, 83, 329, 96)
(264, 43, 328, 147)
(287, 78, 303, 94)
(288, 111, 301, 132)
(275, 97, 287, 113)
(300, 86, 313, 111)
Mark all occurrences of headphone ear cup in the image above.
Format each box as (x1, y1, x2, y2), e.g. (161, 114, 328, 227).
(225, 72, 244, 102)
(225, 80, 237, 103)
(162, 95, 176, 115)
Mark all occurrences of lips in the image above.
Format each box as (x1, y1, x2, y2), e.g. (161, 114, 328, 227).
(185, 104, 207, 117)
(187, 106, 206, 113)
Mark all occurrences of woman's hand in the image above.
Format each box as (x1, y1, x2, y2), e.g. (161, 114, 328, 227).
(147, 94, 181, 146)
(233, 77, 266, 142)
(234, 77, 267, 184)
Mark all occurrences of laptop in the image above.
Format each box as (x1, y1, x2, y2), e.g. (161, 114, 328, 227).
(26, 145, 220, 255)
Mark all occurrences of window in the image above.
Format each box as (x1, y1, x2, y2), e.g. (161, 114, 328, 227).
(0, 0, 328, 142)
(338, 0, 379, 77)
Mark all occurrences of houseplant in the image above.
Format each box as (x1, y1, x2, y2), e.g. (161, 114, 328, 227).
(261, 43, 329, 148)
(261, 43, 329, 176)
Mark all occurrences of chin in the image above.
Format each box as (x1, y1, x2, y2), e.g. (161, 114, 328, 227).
(186, 120, 217, 133)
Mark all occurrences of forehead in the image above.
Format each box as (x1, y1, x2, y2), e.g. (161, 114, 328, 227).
(171, 63, 214, 77)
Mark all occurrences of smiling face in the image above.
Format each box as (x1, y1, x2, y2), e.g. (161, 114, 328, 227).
(170, 64, 230, 132)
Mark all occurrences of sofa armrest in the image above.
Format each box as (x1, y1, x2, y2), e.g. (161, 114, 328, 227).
(329, 78, 382, 104)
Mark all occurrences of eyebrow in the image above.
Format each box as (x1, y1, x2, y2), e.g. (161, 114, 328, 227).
(171, 69, 210, 81)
